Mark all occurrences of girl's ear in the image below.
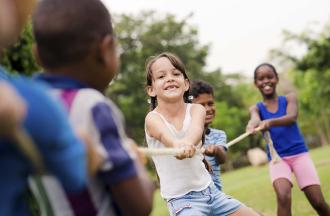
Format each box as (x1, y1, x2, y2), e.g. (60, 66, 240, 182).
(146, 85, 156, 97)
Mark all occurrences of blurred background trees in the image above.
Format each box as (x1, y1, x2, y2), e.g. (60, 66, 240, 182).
(2, 11, 329, 170)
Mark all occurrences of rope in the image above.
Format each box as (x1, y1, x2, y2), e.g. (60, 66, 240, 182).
(138, 146, 205, 156)
(263, 130, 282, 164)
(138, 127, 262, 156)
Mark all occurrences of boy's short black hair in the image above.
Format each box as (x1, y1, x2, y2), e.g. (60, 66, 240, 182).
(33, 0, 113, 69)
(190, 80, 214, 98)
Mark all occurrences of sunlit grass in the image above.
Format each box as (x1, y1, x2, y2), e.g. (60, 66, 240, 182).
(151, 145, 330, 216)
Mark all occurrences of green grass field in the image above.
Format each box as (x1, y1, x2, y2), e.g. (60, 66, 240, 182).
(150, 145, 330, 216)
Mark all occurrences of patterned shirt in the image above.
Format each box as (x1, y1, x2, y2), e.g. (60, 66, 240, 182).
(35, 73, 137, 216)
(0, 67, 86, 216)
(204, 128, 227, 191)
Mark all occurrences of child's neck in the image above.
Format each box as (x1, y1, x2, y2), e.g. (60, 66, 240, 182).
(263, 93, 277, 102)
(156, 99, 186, 118)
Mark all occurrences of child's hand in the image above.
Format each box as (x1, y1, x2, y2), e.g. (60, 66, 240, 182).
(203, 145, 217, 156)
(246, 122, 260, 134)
(259, 120, 272, 131)
(174, 140, 196, 159)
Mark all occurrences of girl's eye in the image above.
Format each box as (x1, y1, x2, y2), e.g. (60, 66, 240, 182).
(173, 72, 181, 76)
(257, 77, 264, 81)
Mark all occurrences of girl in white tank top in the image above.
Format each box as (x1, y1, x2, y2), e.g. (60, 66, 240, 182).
(144, 52, 211, 198)
(144, 53, 261, 216)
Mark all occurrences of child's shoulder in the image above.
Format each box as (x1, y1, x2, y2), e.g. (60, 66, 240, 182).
(145, 110, 161, 124)
(208, 128, 226, 137)
(73, 88, 117, 107)
(283, 92, 297, 101)
(189, 103, 205, 113)
(75, 88, 106, 102)
(72, 88, 122, 117)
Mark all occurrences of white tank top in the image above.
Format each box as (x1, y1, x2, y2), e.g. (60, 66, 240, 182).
(145, 103, 211, 199)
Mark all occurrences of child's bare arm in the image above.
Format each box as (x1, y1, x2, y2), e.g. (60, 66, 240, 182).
(146, 108, 202, 159)
(259, 93, 298, 130)
(204, 145, 227, 164)
(246, 105, 261, 133)
(110, 139, 154, 216)
(145, 112, 176, 147)
(181, 104, 206, 146)
(110, 176, 154, 216)
(145, 112, 195, 159)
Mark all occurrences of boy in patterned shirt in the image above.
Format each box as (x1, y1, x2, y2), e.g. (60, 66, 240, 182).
(190, 80, 227, 190)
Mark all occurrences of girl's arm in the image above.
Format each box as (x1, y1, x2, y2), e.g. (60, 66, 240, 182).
(246, 105, 261, 133)
(145, 105, 205, 159)
(180, 104, 206, 146)
(145, 112, 176, 147)
(260, 93, 298, 130)
(145, 104, 206, 147)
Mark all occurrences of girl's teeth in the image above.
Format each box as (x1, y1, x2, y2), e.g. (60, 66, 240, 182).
(264, 86, 271, 90)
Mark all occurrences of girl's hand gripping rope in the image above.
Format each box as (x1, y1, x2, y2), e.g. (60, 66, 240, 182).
(137, 146, 205, 158)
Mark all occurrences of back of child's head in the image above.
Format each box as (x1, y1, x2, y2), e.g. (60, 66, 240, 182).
(145, 52, 191, 109)
(190, 80, 214, 99)
(254, 63, 278, 81)
(33, 0, 113, 69)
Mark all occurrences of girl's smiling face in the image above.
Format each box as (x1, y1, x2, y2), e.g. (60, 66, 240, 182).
(254, 65, 278, 98)
(147, 57, 189, 102)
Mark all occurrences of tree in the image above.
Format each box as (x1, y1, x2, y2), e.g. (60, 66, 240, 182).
(2, 22, 40, 76)
(270, 21, 330, 145)
(108, 11, 225, 143)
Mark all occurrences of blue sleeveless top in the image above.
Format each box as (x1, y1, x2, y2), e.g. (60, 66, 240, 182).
(257, 96, 308, 160)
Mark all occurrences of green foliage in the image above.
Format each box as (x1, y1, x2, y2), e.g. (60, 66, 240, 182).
(271, 21, 330, 145)
(108, 11, 260, 165)
(107, 11, 230, 143)
(2, 22, 40, 76)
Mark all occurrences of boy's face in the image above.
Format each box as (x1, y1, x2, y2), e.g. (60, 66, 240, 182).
(192, 93, 216, 125)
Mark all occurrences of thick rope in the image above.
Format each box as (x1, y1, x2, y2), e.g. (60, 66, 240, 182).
(138, 127, 262, 156)
(264, 130, 282, 164)
(138, 147, 205, 157)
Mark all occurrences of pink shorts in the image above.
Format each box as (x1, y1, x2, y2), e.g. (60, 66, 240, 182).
(269, 152, 320, 190)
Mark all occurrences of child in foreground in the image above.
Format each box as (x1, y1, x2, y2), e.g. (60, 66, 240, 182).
(144, 52, 259, 216)
(33, 0, 154, 215)
(0, 0, 87, 215)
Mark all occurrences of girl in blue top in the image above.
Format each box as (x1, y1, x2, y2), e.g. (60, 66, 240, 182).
(246, 63, 330, 216)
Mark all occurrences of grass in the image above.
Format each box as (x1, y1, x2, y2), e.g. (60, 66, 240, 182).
(150, 145, 330, 216)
